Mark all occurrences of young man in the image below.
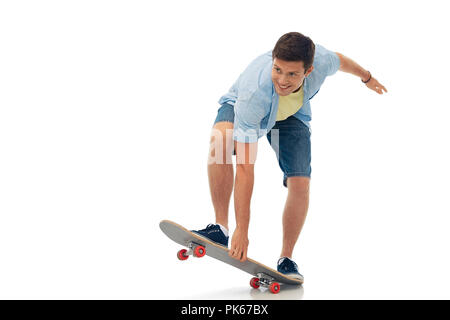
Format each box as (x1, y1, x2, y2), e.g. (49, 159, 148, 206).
(193, 32, 387, 280)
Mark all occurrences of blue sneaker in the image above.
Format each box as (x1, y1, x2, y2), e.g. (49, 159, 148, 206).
(277, 257, 304, 281)
(191, 224, 229, 248)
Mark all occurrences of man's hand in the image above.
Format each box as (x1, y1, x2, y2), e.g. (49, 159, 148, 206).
(365, 76, 388, 95)
(336, 52, 388, 95)
(229, 227, 249, 262)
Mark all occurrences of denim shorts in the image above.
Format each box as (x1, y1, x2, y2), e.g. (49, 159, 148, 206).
(213, 103, 311, 188)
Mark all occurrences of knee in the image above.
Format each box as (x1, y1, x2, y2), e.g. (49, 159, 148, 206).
(208, 123, 234, 164)
(287, 177, 310, 196)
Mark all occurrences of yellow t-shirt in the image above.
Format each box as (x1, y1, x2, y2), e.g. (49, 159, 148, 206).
(276, 85, 304, 121)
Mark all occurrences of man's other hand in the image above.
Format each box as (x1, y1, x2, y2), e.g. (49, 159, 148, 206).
(229, 227, 249, 262)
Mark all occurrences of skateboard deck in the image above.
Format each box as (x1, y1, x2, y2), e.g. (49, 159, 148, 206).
(160, 220, 303, 294)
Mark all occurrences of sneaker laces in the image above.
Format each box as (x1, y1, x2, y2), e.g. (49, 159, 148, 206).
(279, 258, 299, 272)
(199, 224, 216, 232)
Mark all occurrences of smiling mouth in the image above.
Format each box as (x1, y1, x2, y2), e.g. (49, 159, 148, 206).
(278, 84, 290, 90)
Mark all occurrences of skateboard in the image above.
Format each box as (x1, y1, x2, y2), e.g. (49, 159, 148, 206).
(159, 220, 303, 294)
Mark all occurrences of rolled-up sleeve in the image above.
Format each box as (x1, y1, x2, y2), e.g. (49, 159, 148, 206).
(233, 91, 267, 143)
(325, 49, 341, 76)
(316, 44, 341, 77)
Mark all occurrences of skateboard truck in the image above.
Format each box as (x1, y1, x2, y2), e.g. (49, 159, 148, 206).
(177, 242, 206, 260)
(250, 273, 281, 294)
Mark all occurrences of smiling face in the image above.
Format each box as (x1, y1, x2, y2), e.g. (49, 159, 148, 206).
(271, 58, 314, 96)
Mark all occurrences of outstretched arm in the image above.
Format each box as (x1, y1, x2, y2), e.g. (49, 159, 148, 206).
(335, 52, 388, 95)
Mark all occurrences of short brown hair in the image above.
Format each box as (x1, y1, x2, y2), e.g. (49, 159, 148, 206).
(272, 32, 315, 72)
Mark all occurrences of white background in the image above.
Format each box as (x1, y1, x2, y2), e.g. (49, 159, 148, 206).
(1, 0, 449, 299)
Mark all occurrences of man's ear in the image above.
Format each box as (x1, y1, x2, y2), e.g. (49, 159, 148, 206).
(305, 65, 314, 77)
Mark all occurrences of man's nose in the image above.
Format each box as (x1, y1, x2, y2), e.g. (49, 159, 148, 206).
(278, 74, 288, 84)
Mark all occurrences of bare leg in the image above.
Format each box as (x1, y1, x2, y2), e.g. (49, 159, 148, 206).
(280, 176, 310, 258)
(207, 121, 234, 230)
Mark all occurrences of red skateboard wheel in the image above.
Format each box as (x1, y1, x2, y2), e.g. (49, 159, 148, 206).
(193, 245, 206, 258)
(250, 277, 260, 289)
(269, 282, 280, 294)
(177, 249, 189, 261)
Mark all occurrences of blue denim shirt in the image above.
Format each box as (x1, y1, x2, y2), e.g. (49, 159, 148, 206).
(218, 44, 340, 143)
